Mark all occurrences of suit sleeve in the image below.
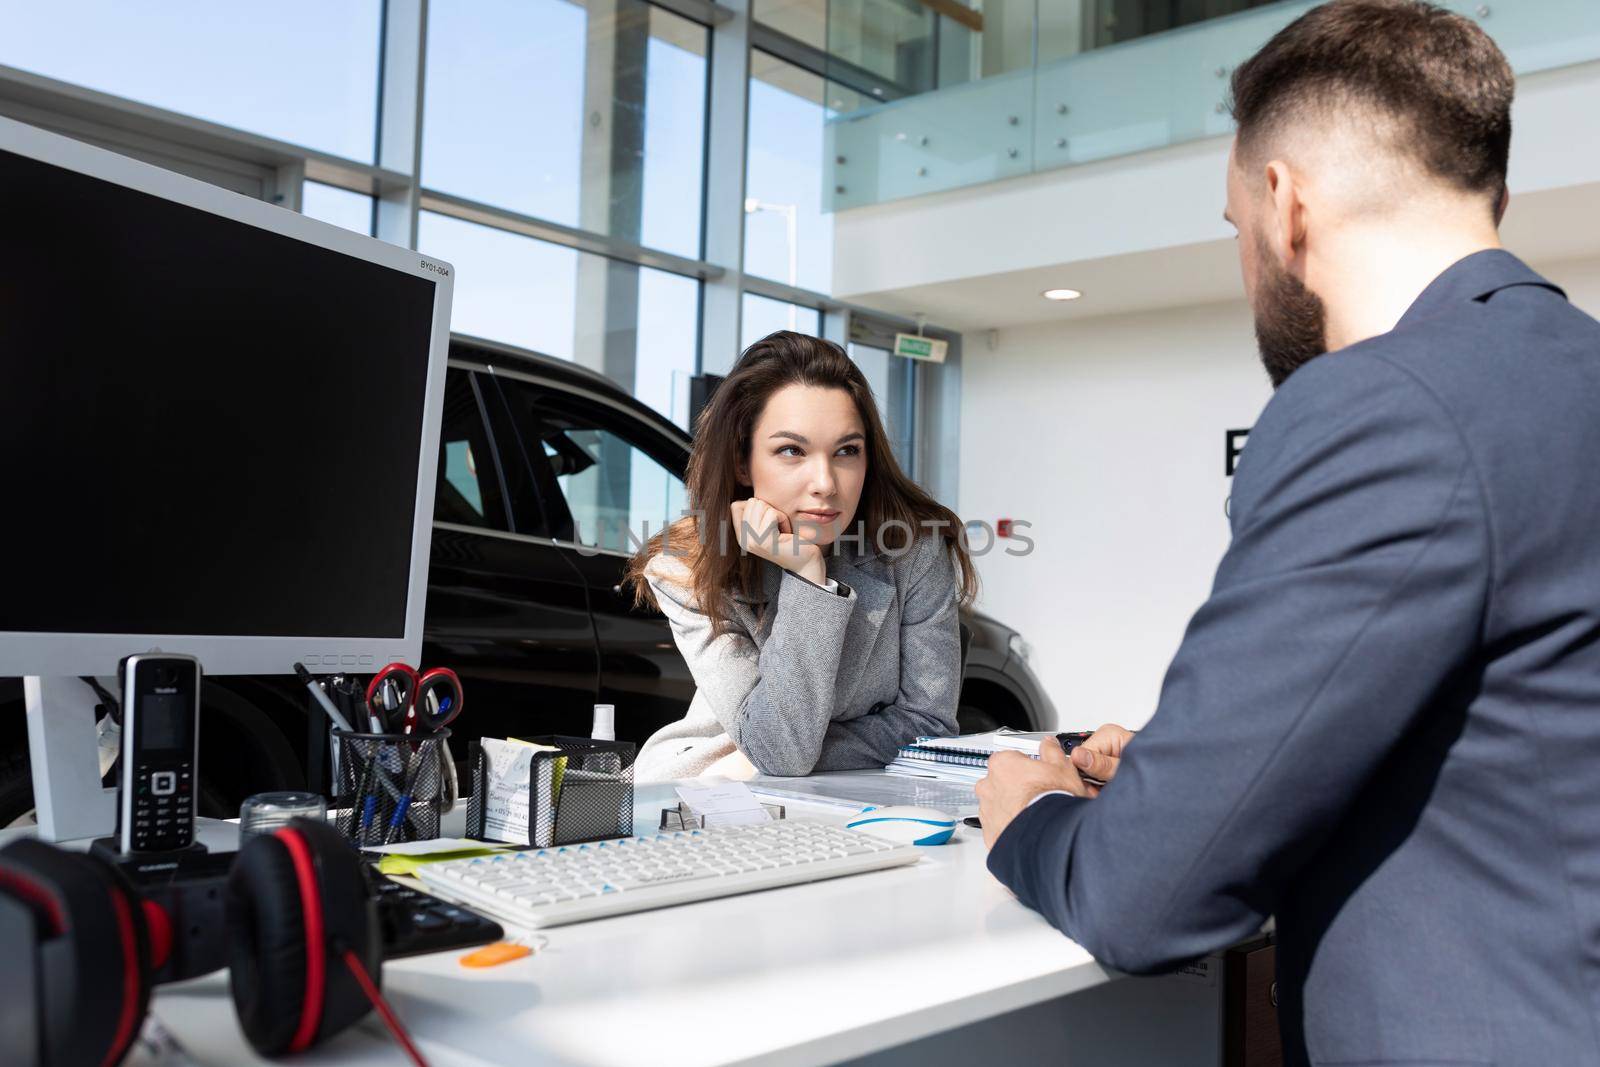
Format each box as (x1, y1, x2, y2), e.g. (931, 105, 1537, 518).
(647, 560, 857, 777)
(986, 354, 1491, 973)
(811, 537, 964, 770)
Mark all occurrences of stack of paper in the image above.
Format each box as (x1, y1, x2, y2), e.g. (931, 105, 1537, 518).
(748, 772, 980, 818)
(885, 729, 1057, 783)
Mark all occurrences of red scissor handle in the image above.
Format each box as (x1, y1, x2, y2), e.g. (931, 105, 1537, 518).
(365, 662, 419, 732)
(415, 668, 464, 731)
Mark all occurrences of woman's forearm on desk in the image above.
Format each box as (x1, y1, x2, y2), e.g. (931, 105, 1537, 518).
(812, 540, 962, 770)
(650, 565, 857, 776)
(735, 569, 859, 774)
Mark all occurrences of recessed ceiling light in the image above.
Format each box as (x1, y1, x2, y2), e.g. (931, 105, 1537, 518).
(1042, 288, 1083, 301)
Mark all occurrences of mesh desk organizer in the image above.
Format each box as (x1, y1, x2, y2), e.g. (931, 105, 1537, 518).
(467, 736, 635, 848)
(332, 728, 450, 846)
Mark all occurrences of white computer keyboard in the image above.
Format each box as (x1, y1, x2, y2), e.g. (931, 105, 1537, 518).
(415, 819, 921, 929)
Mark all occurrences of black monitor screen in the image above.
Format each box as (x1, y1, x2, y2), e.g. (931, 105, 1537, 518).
(0, 148, 437, 638)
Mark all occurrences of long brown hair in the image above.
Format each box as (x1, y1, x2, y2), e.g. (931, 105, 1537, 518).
(624, 331, 977, 635)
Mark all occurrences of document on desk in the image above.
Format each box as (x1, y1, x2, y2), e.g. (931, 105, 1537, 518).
(675, 781, 772, 826)
(749, 772, 979, 816)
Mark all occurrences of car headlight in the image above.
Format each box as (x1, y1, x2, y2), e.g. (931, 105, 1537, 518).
(1007, 633, 1033, 665)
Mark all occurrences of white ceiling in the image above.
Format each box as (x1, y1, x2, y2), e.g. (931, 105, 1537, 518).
(840, 179, 1600, 334)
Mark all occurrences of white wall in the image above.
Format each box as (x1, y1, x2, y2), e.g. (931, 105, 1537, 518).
(964, 255, 1600, 731)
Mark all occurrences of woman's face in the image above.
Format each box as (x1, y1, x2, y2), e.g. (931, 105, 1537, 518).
(742, 384, 867, 547)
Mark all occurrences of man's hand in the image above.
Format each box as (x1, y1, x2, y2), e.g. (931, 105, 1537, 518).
(731, 498, 826, 586)
(976, 736, 1091, 849)
(976, 724, 1139, 848)
(1069, 723, 1136, 786)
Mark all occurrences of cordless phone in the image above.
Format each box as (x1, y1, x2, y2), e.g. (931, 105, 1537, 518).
(118, 653, 200, 854)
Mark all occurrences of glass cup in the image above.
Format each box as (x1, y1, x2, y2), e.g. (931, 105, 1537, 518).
(239, 791, 327, 842)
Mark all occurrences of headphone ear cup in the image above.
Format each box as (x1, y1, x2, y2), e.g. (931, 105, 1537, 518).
(226, 820, 379, 1057)
(0, 840, 151, 1067)
(226, 833, 308, 1056)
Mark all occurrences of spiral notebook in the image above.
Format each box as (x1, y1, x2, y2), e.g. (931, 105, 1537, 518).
(885, 729, 1056, 783)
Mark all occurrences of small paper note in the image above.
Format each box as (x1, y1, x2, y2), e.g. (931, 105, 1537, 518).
(480, 737, 534, 843)
(675, 781, 772, 826)
(365, 836, 492, 856)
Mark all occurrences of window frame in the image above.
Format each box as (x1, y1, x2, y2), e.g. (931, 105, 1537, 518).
(433, 365, 515, 533)
(488, 367, 691, 557)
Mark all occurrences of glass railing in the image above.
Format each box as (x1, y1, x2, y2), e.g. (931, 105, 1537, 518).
(814, 0, 1600, 211)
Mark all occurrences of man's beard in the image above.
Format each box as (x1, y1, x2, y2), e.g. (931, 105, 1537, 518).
(1252, 239, 1328, 388)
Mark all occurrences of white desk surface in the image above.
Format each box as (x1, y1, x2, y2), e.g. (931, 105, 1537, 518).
(150, 778, 1113, 1067)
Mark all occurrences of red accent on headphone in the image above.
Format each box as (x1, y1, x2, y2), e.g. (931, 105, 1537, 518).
(102, 886, 141, 1067)
(141, 900, 173, 970)
(275, 828, 327, 1055)
(0, 868, 66, 934)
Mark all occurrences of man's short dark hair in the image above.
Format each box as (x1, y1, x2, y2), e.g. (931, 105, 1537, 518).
(1229, 0, 1513, 200)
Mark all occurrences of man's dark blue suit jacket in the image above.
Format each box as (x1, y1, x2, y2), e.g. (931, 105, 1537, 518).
(988, 250, 1600, 1065)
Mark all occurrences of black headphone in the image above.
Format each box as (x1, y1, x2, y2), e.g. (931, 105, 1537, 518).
(0, 817, 425, 1066)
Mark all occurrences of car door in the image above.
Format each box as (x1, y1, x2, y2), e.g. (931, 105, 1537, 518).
(487, 372, 696, 744)
(423, 363, 600, 749)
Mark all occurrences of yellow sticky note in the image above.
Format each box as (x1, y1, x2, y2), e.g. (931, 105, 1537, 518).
(377, 847, 508, 876)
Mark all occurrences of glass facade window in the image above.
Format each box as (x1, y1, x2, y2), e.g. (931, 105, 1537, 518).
(741, 293, 822, 350)
(753, 0, 825, 50)
(0, 1, 382, 161)
(418, 212, 700, 429)
(746, 54, 835, 294)
(850, 342, 916, 473)
(424, 0, 708, 259)
(0, 0, 956, 505)
(301, 183, 373, 236)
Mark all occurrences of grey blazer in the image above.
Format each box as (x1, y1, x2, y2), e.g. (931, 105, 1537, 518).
(634, 533, 962, 782)
(987, 251, 1600, 1065)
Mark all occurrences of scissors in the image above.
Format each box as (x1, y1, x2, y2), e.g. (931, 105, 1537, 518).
(361, 663, 465, 845)
(365, 663, 464, 735)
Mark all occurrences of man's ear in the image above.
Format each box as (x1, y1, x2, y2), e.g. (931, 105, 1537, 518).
(1493, 183, 1510, 227)
(1263, 159, 1307, 270)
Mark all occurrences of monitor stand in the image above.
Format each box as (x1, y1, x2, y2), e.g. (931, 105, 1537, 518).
(23, 676, 117, 843)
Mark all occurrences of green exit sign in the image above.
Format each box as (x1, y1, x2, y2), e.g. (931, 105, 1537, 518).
(893, 332, 948, 363)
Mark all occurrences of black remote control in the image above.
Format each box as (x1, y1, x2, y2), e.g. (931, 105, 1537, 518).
(118, 653, 200, 853)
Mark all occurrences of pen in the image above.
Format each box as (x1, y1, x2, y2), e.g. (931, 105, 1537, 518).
(295, 662, 354, 732)
(383, 747, 422, 845)
(1055, 731, 1093, 755)
(1056, 731, 1108, 787)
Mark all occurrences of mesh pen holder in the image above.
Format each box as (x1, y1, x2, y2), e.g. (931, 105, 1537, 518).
(467, 735, 635, 848)
(332, 728, 449, 847)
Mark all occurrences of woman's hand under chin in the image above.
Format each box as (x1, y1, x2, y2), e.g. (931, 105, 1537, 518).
(731, 498, 828, 587)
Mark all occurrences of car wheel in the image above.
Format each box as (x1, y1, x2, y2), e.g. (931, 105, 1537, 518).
(956, 704, 1003, 734)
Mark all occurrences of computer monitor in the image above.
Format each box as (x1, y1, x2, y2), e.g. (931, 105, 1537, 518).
(0, 116, 454, 841)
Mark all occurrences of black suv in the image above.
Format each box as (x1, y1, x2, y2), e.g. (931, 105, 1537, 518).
(0, 336, 1056, 823)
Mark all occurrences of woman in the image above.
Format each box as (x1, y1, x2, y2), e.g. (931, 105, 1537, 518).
(623, 331, 978, 782)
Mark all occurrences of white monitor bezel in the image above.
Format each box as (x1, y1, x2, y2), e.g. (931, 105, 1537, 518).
(0, 115, 453, 677)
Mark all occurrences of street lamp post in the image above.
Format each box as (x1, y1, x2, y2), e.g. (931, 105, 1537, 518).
(744, 197, 799, 330)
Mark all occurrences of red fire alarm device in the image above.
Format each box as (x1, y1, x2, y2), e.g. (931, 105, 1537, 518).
(997, 519, 1014, 538)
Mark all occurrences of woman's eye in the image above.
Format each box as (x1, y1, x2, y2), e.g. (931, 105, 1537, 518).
(776, 445, 803, 457)
(836, 444, 861, 457)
